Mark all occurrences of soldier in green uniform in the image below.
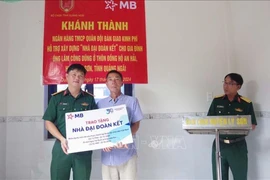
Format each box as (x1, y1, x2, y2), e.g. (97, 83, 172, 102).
(207, 73, 257, 180)
(43, 64, 97, 180)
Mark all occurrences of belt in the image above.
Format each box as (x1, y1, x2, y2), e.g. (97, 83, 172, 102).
(219, 137, 245, 144)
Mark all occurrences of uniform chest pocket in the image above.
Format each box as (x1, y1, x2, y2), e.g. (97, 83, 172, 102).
(57, 105, 72, 113)
(215, 107, 225, 115)
(71, 105, 89, 112)
(78, 105, 89, 111)
(234, 107, 245, 115)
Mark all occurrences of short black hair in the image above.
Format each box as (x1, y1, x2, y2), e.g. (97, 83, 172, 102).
(66, 64, 87, 75)
(106, 70, 123, 80)
(224, 73, 243, 86)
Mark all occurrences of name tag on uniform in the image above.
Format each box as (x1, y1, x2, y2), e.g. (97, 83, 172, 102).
(60, 102, 69, 106)
(217, 105, 224, 108)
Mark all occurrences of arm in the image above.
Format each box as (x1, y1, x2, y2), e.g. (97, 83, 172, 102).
(45, 121, 68, 154)
(45, 121, 65, 142)
(248, 102, 257, 130)
(43, 96, 69, 154)
(130, 98, 143, 135)
(207, 99, 216, 116)
(45, 122, 69, 155)
(114, 119, 141, 150)
(90, 96, 98, 110)
(131, 121, 140, 135)
(112, 121, 139, 150)
(113, 98, 143, 150)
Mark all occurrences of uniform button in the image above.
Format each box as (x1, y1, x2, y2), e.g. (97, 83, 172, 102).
(63, 108, 65, 110)
(74, 108, 76, 110)
(229, 104, 231, 106)
(228, 112, 230, 114)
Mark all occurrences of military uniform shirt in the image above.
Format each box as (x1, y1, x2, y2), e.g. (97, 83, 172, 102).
(43, 88, 97, 138)
(207, 94, 257, 139)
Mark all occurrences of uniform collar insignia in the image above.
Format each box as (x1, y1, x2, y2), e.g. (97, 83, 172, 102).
(63, 88, 84, 96)
(63, 89, 69, 96)
(223, 94, 241, 102)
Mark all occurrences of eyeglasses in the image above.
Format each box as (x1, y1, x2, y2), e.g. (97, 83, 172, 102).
(223, 81, 238, 86)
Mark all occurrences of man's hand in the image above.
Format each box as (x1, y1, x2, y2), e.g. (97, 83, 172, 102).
(252, 124, 256, 130)
(103, 142, 128, 152)
(103, 147, 113, 152)
(114, 142, 128, 149)
(60, 138, 69, 155)
(45, 121, 69, 154)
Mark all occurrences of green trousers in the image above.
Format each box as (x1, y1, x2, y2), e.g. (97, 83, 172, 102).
(212, 139, 248, 180)
(51, 140, 93, 180)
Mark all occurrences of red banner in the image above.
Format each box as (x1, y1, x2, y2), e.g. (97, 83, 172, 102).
(43, 0, 147, 84)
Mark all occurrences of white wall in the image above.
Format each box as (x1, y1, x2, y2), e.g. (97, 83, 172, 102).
(0, 2, 8, 116)
(229, 1, 270, 111)
(7, 1, 44, 116)
(246, 117, 270, 180)
(2, 1, 270, 180)
(6, 119, 52, 180)
(137, 1, 230, 114)
(137, 118, 213, 180)
(0, 2, 8, 180)
(0, 122, 6, 180)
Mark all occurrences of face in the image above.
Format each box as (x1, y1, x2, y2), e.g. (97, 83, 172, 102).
(106, 72, 123, 94)
(66, 69, 85, 89)
(223, 76, 241, 96)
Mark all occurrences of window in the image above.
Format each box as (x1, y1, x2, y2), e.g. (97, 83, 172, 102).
(45, 84, 133, 139)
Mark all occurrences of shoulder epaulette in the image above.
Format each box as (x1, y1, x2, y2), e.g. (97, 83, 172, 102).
(214, 94, 225, 99)
(84, 91, 94, 97)
(240, 96, 251, 103)
(51, 90, 65, 96)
